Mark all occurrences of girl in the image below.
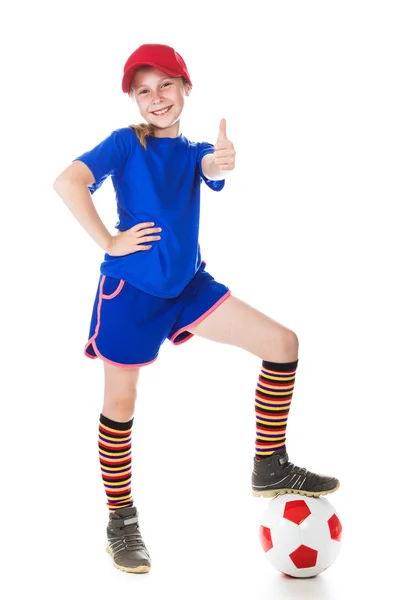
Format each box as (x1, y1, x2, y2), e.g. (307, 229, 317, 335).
(53, 43, 339, 575)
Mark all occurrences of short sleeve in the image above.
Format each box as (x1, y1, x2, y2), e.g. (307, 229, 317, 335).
(73, 129, 130, 194)
(197, 142, 225, 192)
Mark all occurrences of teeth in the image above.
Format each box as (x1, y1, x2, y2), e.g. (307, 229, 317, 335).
(153, 106, 170, 115)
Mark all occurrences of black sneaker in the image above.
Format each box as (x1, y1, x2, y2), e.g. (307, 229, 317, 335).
(252, 449, 340, 498)
(106, 506, 151, 573)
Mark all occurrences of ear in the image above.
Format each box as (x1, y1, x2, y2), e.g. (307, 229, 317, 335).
(182, 79, 191, 96)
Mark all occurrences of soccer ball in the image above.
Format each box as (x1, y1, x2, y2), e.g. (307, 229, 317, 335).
(259, 494, 342, 578)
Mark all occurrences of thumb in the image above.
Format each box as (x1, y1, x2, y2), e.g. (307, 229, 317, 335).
(217, 118, 227, 141)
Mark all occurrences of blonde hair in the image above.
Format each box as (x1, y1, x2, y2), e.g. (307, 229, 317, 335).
(128, 122, 156, 150)
(128, 76, 191, 150)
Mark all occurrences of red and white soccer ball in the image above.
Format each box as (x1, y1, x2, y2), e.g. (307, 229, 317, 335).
(259, 494, 342, 578)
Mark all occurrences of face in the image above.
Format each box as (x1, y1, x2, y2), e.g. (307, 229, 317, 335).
(130, 67, 191, 137)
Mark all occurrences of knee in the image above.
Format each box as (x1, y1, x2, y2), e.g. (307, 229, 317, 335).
(103, 389, 137, 421)
(279, 328, 299, 359)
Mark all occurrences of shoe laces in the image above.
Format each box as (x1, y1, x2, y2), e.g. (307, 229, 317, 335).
(287, 461, 309, 476)
(122, 528, 145, 551)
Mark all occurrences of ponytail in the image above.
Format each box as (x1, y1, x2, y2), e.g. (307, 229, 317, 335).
(128, 122, 156, 150)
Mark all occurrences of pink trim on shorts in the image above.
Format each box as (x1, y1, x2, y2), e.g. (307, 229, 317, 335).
(102, 278, 125, 299)
(84, 338, 158, 368)
(170, 289, 231, 345)
(84, 275, 158, 368)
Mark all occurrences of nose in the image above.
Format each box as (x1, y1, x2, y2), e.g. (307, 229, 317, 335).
(151, 90, 164, 103)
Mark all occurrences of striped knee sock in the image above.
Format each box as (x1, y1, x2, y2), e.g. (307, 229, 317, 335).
(254, 359, 299, 459)
(98, 413, 134, 513)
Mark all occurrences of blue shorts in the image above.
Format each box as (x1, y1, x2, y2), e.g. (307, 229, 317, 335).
(84, 261, 231, 367)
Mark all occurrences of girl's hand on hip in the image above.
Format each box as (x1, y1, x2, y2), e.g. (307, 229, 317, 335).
(107, 222, 162, 257)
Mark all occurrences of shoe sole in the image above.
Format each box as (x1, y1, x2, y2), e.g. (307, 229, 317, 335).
(252, 482, 340, 498)
(106, 546, 151, 573)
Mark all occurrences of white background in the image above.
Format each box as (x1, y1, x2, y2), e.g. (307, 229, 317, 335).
(2, 0, 400, 598)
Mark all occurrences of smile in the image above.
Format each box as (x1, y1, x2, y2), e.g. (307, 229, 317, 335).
(151, 106, 172, 116)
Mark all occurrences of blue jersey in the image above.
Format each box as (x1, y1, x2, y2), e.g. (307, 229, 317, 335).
(73, 127, 225, 298)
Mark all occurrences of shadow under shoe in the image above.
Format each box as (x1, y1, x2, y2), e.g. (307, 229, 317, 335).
(252, 448, 340, 498)
(106, 506, 151, 573)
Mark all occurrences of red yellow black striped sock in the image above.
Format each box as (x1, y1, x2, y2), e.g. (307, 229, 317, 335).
(255, 359, 299, 459)
(98, 413, 134, 513)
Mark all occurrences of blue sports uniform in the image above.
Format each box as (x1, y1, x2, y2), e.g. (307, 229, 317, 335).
(73, 127, 231, 367)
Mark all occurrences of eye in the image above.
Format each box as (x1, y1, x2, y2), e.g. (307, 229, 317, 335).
(138, 82, 172, 95)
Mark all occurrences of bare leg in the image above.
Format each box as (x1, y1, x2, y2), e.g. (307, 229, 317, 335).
(102, 363, 140, 422)
(187, 295, 299, 360)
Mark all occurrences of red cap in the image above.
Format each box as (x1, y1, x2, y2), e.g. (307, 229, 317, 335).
(122, 43, 192, 94)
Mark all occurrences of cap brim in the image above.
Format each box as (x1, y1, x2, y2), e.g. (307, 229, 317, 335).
(122, 62, 186, 93)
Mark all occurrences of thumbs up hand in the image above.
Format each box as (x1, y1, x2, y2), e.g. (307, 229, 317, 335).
(213, 118, 236, 172)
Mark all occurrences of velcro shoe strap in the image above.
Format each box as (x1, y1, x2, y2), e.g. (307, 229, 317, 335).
(278, 453, 289, 465)
(123, 516, 138, 526)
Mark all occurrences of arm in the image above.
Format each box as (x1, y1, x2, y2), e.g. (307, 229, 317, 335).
(201, 153, 226, 181)
(201, 119, 235, 180)
(53, 161, 113, 252)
